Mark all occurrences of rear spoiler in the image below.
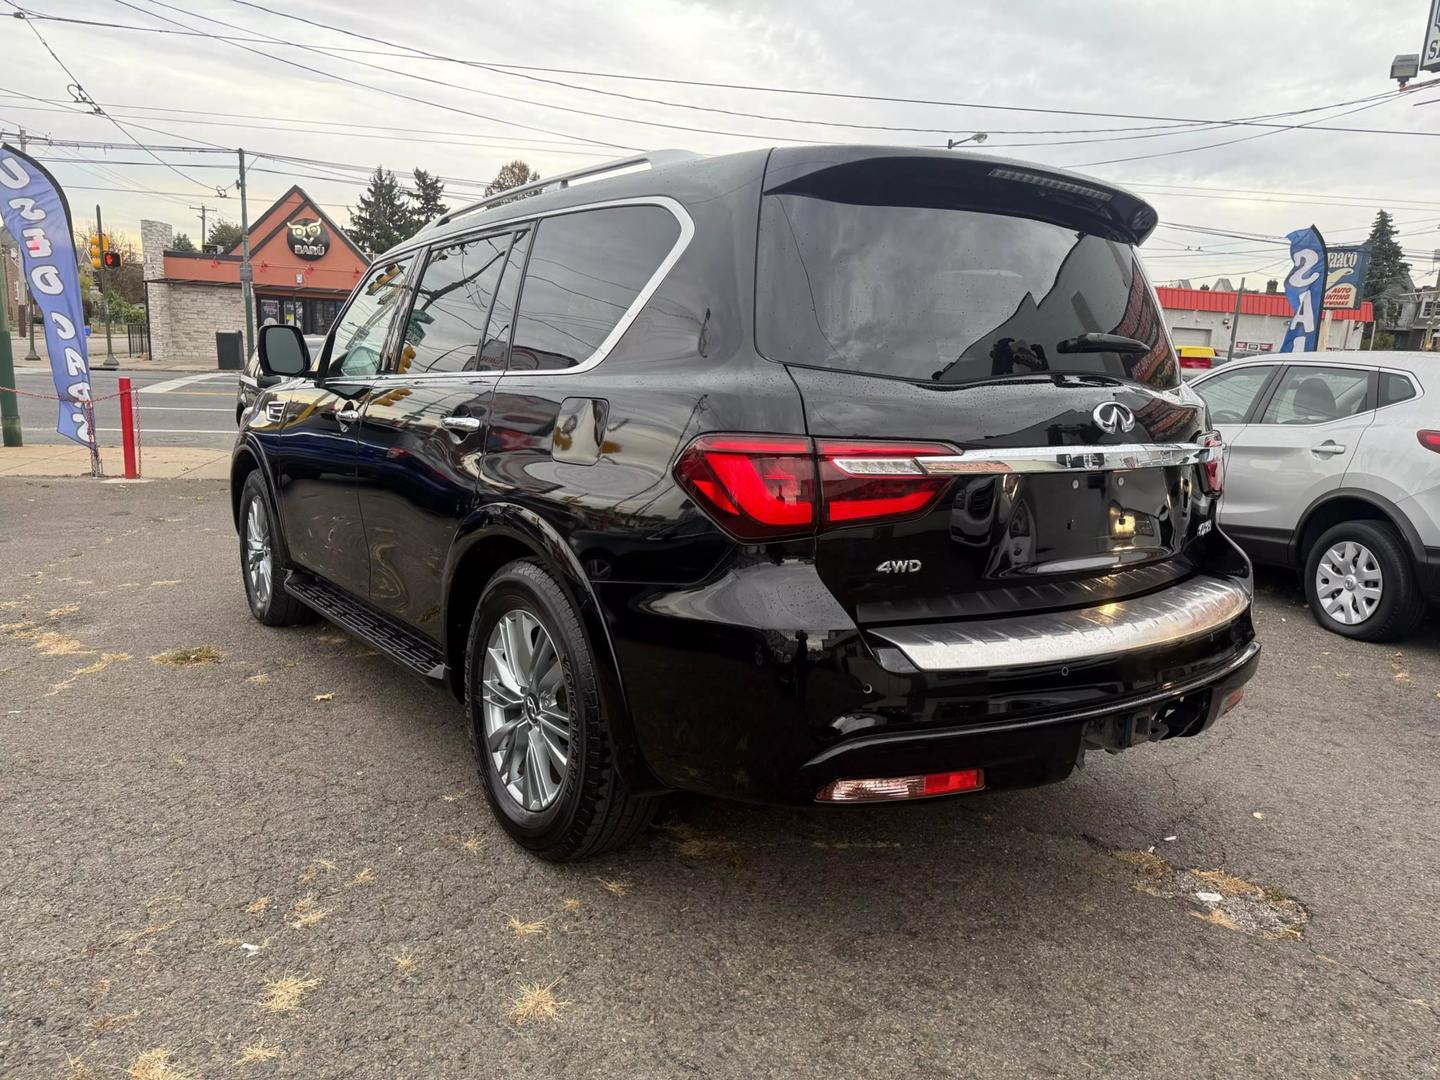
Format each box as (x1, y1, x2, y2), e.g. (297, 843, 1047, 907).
(763, 147, 1158, 245)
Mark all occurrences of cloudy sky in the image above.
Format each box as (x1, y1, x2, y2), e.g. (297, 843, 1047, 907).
(4, 0, 1439, 286)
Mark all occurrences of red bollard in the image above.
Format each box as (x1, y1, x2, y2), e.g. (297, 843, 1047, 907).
(118, 377, 139, 479)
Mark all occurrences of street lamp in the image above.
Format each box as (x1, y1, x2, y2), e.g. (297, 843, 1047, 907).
(1391, 53, 1420, 88)
(947, 133, 989, 149)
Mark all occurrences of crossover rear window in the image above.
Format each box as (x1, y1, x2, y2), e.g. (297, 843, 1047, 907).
(756, 194, 1179, 389)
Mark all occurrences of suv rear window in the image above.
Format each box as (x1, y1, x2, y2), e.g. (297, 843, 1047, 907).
(756, 195, 1178, 389)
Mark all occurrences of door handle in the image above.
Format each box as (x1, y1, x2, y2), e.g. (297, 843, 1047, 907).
(335, 406, 360, 424)
(441, 415, 482, 434)
(1310, 441, 1346, 456)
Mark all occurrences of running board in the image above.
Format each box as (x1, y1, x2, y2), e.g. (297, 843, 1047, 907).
(284, 571, 447, 682)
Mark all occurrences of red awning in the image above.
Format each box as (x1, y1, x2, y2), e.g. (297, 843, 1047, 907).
(1156, 286, 1373, 322)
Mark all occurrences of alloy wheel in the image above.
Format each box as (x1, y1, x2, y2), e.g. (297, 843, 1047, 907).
(244, 497, 272, 609)
(1314, 540, 1382, 626)
(481, 609, 571, 812)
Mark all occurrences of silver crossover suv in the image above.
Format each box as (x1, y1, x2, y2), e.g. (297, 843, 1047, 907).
(1193, 352, 1440, 641)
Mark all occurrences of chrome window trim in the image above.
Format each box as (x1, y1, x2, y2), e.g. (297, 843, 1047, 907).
(916, 442, 1215, 475)
(871, 575, 1250, 673)
(372, 195, 695, 381)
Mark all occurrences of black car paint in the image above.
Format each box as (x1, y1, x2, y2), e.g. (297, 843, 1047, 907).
(232, 145, 1256, 806)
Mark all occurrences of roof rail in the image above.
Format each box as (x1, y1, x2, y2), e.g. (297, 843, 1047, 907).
(425, 149, 703, 231)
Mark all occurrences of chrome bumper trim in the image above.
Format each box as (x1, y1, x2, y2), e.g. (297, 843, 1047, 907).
(871, 575, 1250, 673)
(918, 443, 1213, 475)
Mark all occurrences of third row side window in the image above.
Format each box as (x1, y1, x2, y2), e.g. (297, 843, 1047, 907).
(508, 206, 680, 372)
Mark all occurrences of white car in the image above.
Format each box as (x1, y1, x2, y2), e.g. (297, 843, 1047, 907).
(1192, 352, 1440, 641)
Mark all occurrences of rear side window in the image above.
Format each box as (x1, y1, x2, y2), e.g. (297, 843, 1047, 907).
(1196, 366, 1273, 424)
(400, 232, 512, 374)
(1379, 372, 1417, 408)
(756, 195, 1178, 389)
(478, 229, 530, 371)
(1260, 367, 1370, 425)
(508, 206, 680, 371)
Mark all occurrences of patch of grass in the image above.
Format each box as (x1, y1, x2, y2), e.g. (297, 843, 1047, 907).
(235, 1038, 281, 1065)
(1190, 908, 1241, 932)
(312, 692, 336, 702)
(348, 867, 375, 887)
(87, 1008, 140, 1034)
(506, 915, 549, 938)
(1, 621, 93, 656)
(245, 896, 272, 916)
(1113, 849, 1170, 878)
(127, 1048, 195, 1080)
(119, 921, 176, 948)
(562, 898, 582, 913)
(258, 974, 319, 1014)
(596, 877, 630, 897)
(47, 603, 81, 618)
(247, 672, 271, 685)
(49, 652, 130, 695)
(511, 979, 570, 1026)
(288, 893, 329, 930)
(151, 645, 222, 667)
(462, 836, 482, 854)
(64, 1054, 98, 1079)
(392, 947, 419, 977)
(1192, 868, 1263, 898)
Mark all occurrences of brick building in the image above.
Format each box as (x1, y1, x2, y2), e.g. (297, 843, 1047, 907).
(141, 186, 366, 365)
(1157, 286, 1374, 356)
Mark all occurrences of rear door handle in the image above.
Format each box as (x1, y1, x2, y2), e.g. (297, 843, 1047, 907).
(335, 406, 360, 424)
(1310, 441, 1346, 456)
(441, 415, 482, 434)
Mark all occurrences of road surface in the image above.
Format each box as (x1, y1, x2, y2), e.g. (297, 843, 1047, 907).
(6, 368, 239, 448)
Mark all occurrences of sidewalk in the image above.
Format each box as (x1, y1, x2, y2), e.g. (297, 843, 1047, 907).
(0, 444, 229, 480)
(8, 335, 223, 374)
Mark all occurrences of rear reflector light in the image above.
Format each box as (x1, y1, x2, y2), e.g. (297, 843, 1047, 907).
(675, 434, 957, 541)
(815, 769, 985, 803)
(1418, 430, 1440, 454)
(1199, 430, 1225, 496)
(1219, 687, 1245, 716)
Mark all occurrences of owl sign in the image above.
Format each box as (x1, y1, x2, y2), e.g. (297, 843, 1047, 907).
(286, 217, 330, 260)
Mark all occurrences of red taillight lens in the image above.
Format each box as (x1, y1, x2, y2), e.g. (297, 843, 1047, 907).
(675, 435, 958, 540)
(674, 435, 817, 540)
(816, 440, 955, 527)
(1418, 430, 1440, 454)
(1179, 355, 1212, 370)
(1199, 430, 1225, 496)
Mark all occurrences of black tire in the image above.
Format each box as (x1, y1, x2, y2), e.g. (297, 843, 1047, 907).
(465, 559, 656, 861)
(1303, 520, 1426, 643)
(238, 471, 317, 627)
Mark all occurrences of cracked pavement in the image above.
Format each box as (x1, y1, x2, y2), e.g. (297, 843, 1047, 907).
(2, 477, 1438, 1079)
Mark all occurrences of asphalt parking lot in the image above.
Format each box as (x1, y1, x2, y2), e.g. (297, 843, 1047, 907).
(3, 477, 1438, 1079)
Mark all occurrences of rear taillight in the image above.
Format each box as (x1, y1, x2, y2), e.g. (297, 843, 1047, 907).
(816, 440, 955, 527)
(1418, 430, 1440, 454)
(1199, 430, 1225, 496)
(1179, 355, 1213, 370)
(674, 435, 815, 541)
(674, 434, 957, 541)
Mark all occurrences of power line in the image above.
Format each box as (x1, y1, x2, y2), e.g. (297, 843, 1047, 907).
(16, 4, 1440, 142)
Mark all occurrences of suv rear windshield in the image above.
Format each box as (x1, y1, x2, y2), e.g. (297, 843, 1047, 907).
(756, 194, 1179, 389)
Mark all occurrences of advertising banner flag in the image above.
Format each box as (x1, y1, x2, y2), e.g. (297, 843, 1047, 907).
(1324, 245, 1371, 310)
(1280, 225, 1327, 354)
(0, 143, 94, 447)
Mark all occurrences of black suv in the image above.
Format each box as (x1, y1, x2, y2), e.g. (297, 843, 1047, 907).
(233, 146, 1259, 861)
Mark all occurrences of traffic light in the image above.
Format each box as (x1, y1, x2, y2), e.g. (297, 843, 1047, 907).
(102, 250, 122, 269)
(89, 233, 101, 270)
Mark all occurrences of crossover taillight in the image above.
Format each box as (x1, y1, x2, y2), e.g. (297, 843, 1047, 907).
(674, 435, 957, 541)
(1417, 430, 1440, 454)
(1199, 430, 1225, 496)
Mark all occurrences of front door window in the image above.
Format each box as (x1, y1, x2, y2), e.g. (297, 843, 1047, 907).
(329, 257, 415, 379)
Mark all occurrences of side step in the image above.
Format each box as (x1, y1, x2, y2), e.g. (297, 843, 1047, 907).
(284, 571, 447, 682)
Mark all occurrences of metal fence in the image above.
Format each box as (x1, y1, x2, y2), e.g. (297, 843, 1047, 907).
(126, 322, 148, 357)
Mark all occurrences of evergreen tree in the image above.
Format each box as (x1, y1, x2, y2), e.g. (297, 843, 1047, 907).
(207, 219, 244, 252)
(1362, 210, 1412, 337)
(408, 168, 449, 228)
(348, 166, 412, 255)
(484, 160, 541, 199)
(173, 232, 196, 253)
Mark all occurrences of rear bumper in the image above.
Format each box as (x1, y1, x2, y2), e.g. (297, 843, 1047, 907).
(600, 556, 1259, 806)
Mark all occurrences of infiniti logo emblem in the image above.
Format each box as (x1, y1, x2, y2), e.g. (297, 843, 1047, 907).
(1092, 401, 1136, 435)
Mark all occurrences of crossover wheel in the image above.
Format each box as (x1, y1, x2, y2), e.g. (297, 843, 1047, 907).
(466, 559, 656, 860)
(238, 471, 316, 627)
(1304, 520, 1426, 643)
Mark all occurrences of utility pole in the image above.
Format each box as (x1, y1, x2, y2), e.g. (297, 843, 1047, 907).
(95, 204, 117, 369)
(0, 245, 20, 446)
(189, 202, 213, 250)
(237, 148, 254, 358)
(18, 127, 39, 363)
(1225, 278, 1246, 362)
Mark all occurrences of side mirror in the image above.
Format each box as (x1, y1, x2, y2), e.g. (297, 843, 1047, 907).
(257, 324, 310, 377)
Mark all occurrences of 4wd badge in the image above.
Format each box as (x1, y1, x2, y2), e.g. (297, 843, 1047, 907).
(876, 559, 922, 574)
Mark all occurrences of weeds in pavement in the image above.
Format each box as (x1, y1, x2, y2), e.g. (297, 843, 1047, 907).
(463, 836, 482, 853)
(562, 898, 582, 913)
(127, 1048, 195, 1080)
(86, 1008, 141, 1034)
(596, 878, 630, 896)
(63, 1053, 97, 1079)
(259, 975, 319, 1013)
(47, 603, 80, 618)
(236, 1038, 282, 1065)
(392, 947, 419, 977)
(245, 896, 272, 916)
(1, 621, 92, 656)
(151, 645, 222, 667)
(349, 867, 375, 887)
(512, 979, 570, 1025)
(288, 893, 329, 929)
(49, 652, 130, 695)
